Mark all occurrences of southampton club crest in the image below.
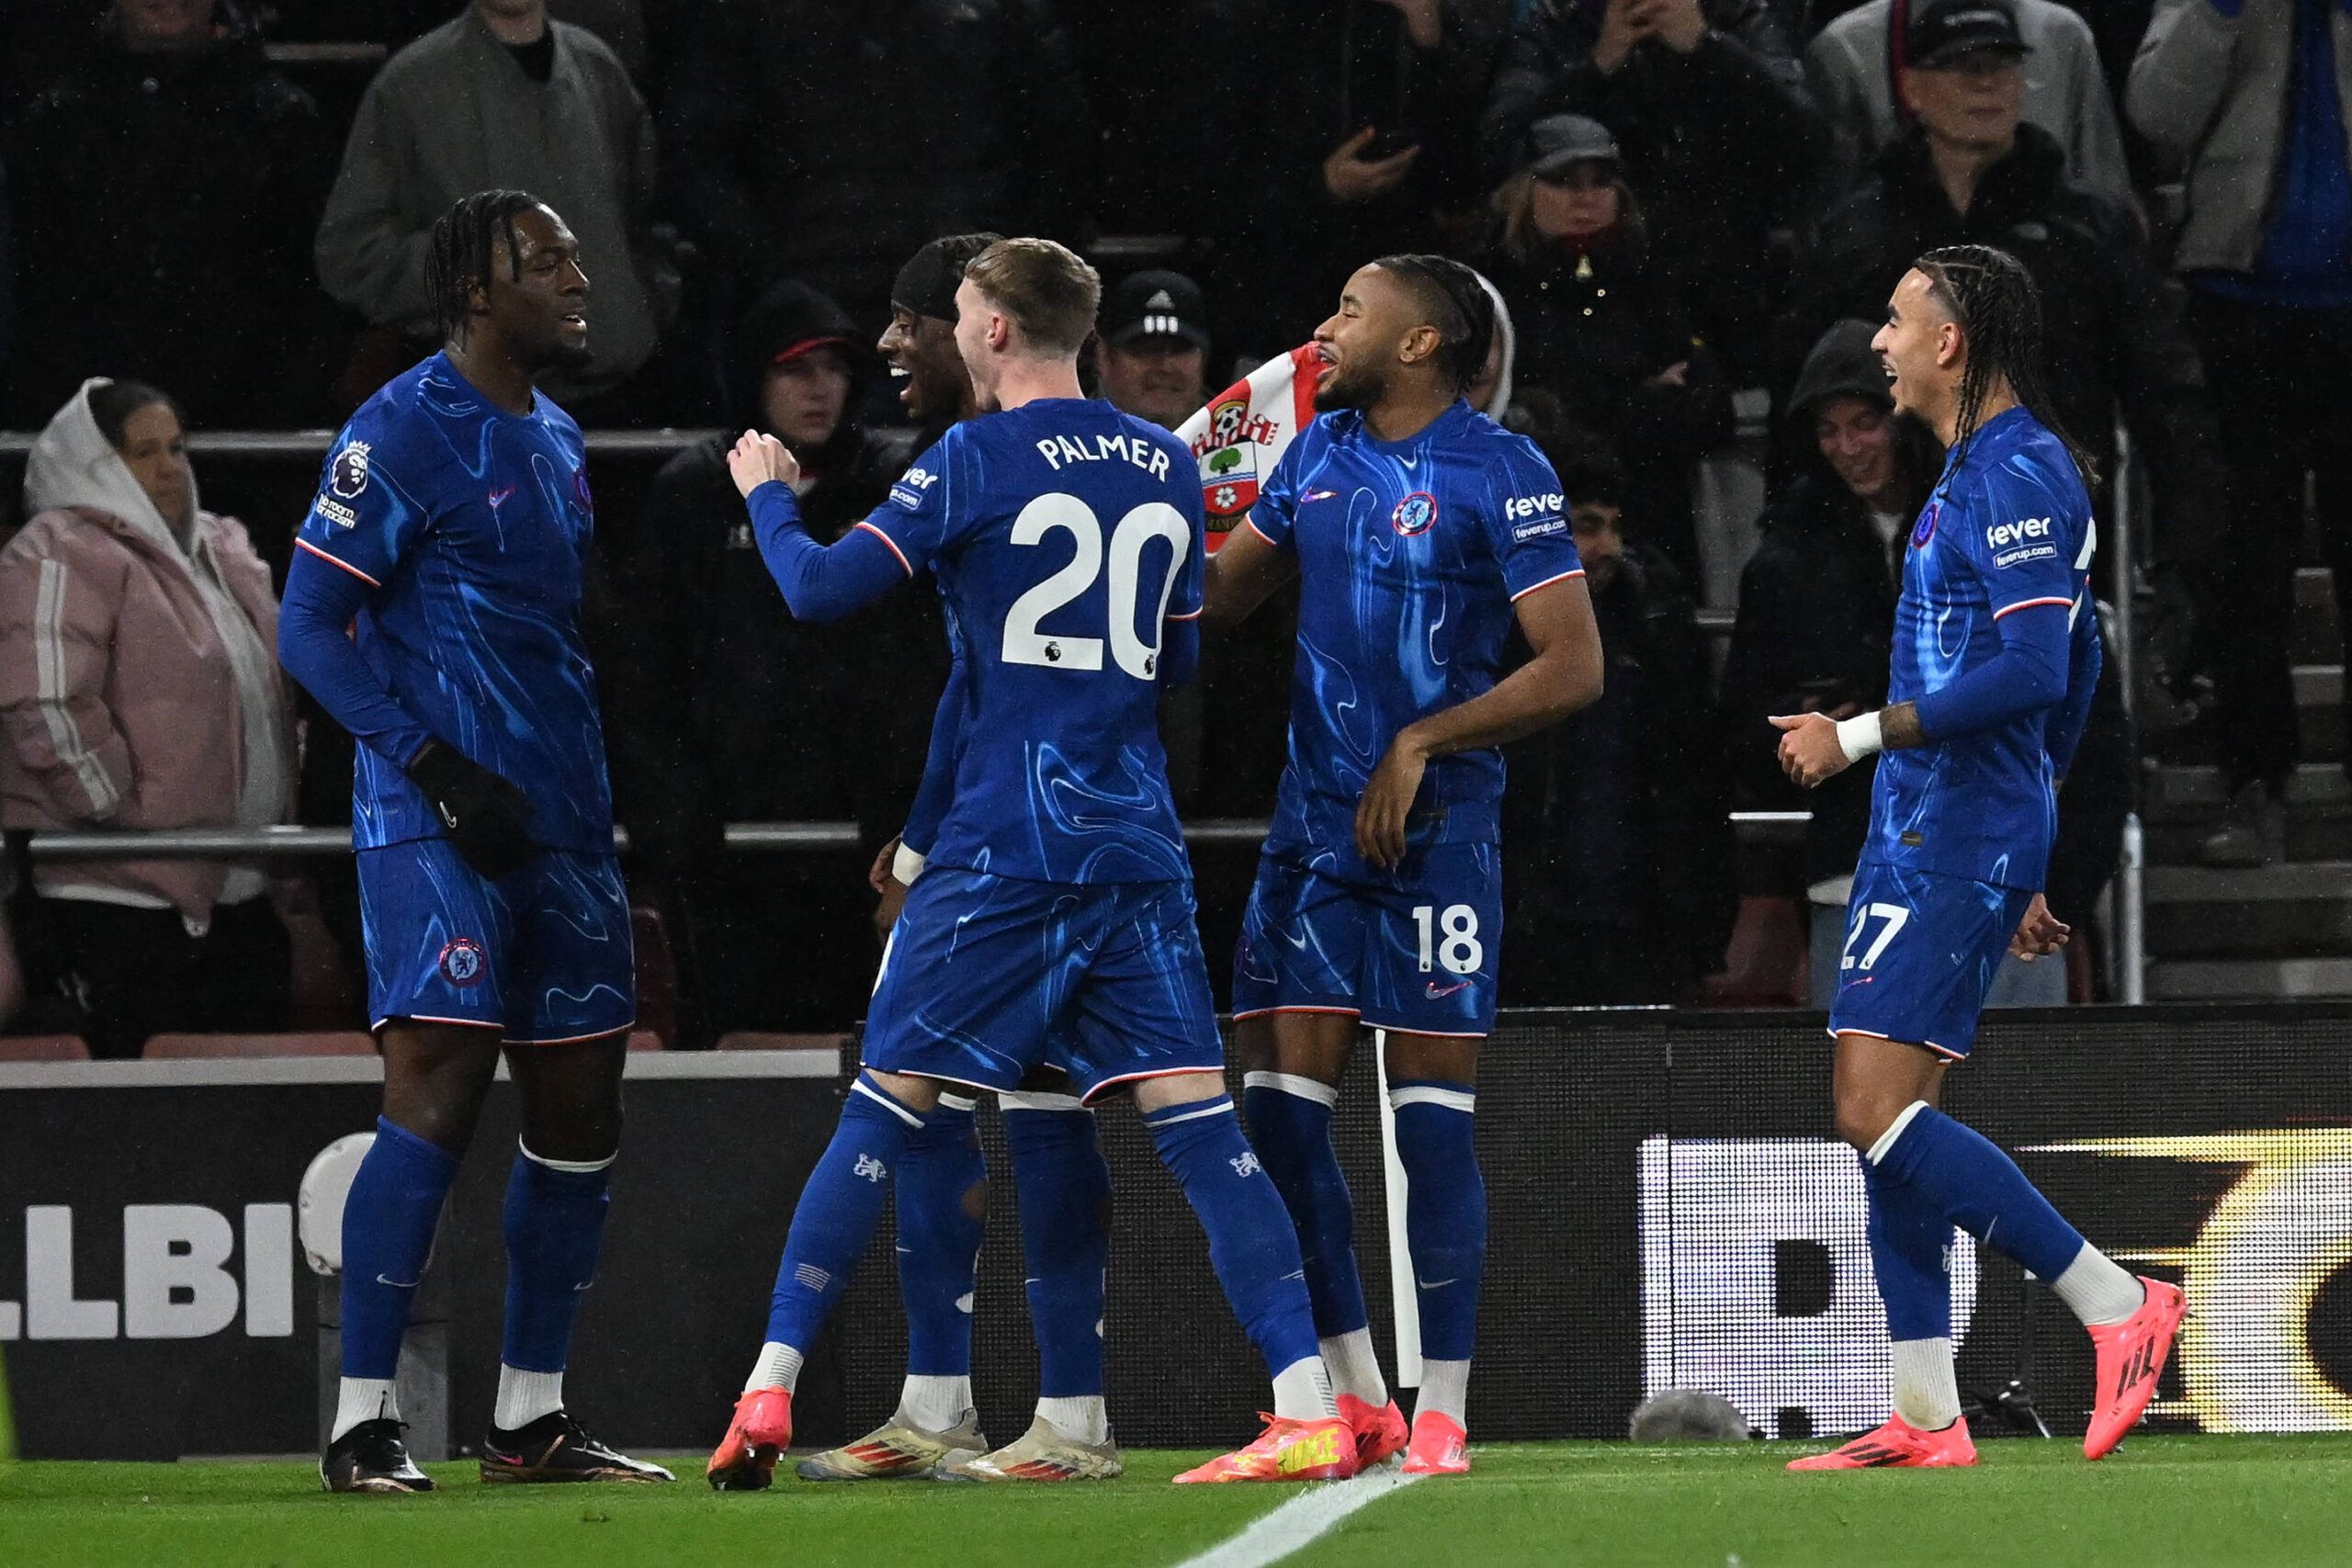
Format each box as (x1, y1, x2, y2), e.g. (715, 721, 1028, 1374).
(329, 440, 371, 500)
(1392, 491, 1438, 536)
(437, 937, 487, 987)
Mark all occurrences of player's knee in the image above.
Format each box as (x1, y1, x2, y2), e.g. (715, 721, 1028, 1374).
(959, 1178, 989, 1224)
(1833, 1087, 1904, 1153)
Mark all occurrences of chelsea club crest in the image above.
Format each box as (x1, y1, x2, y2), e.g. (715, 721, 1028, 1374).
(1392, 491, 1438, 536)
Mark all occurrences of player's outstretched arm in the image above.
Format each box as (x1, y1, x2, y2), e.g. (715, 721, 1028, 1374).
(1202, 517, 1297, 626)
(1353, 575, 1603, 867)
(1773, 601, 2070, 787)
(728, 431, 910, 622)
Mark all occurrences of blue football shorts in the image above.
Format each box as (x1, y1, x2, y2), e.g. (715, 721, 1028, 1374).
(356, 839, 636, 1044)
(1826, 861, 2037, 1060)
(1231, 842, 1502, 1039)
(862, 866, 1224, 1101)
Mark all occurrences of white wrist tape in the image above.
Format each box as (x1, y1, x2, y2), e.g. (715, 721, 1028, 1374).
(891, 841, 929, 886)
(1835, 711, 1884, 763)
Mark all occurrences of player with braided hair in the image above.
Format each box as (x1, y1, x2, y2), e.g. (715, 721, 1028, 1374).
(1772, 245, 2181, 1470)
(1204, 255, 1604, 1475)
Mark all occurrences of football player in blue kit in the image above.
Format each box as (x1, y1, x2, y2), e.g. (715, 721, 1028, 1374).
(277, 192, 669, 1492)
(1203, 255, 1606, 1475)
(1773, 246, 2184, 1471)
(705, 238, 1356, 1489)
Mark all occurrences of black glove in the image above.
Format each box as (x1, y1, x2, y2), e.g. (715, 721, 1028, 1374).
(406, 740, 537, 880)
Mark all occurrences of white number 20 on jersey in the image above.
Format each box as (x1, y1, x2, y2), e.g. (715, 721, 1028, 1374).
(1001, 493, 1190, 680)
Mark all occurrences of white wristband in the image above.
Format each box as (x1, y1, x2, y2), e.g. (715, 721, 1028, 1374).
(1835, 711, 1884, 763)
(891, 841, 928, 886)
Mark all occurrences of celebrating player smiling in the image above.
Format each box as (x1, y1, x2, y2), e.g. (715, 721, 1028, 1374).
(1774, 245, 2183, 1471)
(1204, 254, 1604, 1475)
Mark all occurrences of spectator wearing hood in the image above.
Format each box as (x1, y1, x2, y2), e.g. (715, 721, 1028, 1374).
(4, 0, 334, 427)
(1722, 320, 1932, 979)
(1805, 0, 2132, 212)
(1502, 456, 1735, 1004)
(0, 378, 299, 1056)
(1479, 0, 1826, 372)
(1479, 115, 1735, 583)
(1787, 0, 2225, 625)
(598, 280, 945, 1039)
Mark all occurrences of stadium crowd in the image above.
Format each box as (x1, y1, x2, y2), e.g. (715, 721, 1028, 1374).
(0, 0, 2336, 1050)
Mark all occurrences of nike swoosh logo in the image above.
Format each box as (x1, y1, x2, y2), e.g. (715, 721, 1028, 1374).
(435, 801, 458, 829)
(1306, 488, 1340, 501)
(1417, 1278, 1458, 1290)
(1425, 980, 1472, 998)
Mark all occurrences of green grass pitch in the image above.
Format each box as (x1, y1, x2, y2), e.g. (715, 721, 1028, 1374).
(4, 1437, 2350, 1567)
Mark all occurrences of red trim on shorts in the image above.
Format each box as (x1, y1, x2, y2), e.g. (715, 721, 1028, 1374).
(1231, 1004, 1362, 1021)
(505, 1021, 638, 1046)
(1081, 1064, 1222, 1104)
(1363, 1020, 1487, 1040)
(373, 1013, 497, 1033)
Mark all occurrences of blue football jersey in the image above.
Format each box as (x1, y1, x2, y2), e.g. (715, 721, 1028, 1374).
(294, 355, 613, 852)
(860, 399, 1204, 884)
(1245, 400, 1584, 874)
(1870, 406, 2096, 889)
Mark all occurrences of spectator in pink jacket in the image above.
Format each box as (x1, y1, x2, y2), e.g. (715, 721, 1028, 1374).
(0, 378, 299, 1056)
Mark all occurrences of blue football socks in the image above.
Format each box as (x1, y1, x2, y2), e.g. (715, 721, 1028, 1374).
(339, 1115, 459, 1382)
(1871, 1102, 2085, 1283)
(1141, 1094, 1324, 1390)
(1003, 1100, 1113, 1400)
(764, 1072, 932, 1354)
(1862, 1151, 1955, 1341)
(1390, 1080, 1486, 1363)
(499, 1144, 613, 1376)
(893, 1093, 987, 1379)
(1242, 1073, 1369, 1338)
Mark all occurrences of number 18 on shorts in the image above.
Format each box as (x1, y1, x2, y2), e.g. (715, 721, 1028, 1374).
(1231, 843, 1502, 1039)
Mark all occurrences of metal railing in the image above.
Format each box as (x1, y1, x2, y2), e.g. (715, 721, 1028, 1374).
(26, 814, 1813, 863)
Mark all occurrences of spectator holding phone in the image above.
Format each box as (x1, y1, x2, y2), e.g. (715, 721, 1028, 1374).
(1480, 0, 1826, 373)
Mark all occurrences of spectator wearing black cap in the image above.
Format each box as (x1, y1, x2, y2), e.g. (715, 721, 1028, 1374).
(1093, 270, 1213, 431)
(1479, 0, 1826, 373)
(1479, 114, 1734, 583)
(1501, 456, 1734, 1005)
(1806, 0, 2132, 212)
(1787, 0, 2225, 641)
(597, 279, 945, 1039)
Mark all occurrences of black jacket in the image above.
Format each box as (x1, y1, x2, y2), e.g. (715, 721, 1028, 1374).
(1722, 469, 1905, 886)
(4, 22, 334, 424)
(657, 0, 1092, 333)
(1789, 124, 2228, 585)
(1502, 545, 1735, 998)
(1479, 0, 1826, 345)
(1189, 0, 1510, 359)
(597, 282, 948, 877)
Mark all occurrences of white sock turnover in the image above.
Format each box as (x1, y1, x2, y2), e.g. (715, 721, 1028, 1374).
(1035, 1394, 1109, 1446)
(493, 1365, 565, 1432)
(745, 1340, 804, 1395)
(900, 1373, 973, 1433)
(1415, 1359, 1470, 1428)
(332, 1377, 399, 1443)
(1319, 1328, 1390, 1409)
(2051, 1243, 2145, 1327)
(1889, 1337, 1962, 1430)
(1270, 1355, 1338, 1422)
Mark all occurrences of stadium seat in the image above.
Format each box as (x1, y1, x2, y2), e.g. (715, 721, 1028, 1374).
(0, 1034, 91, 1061)
(143, 1032, 378, 1059)
(629, 903, 678, 1049)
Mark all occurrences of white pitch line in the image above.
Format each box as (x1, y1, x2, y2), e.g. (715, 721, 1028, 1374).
(1171, 1467, 1423, 1568)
